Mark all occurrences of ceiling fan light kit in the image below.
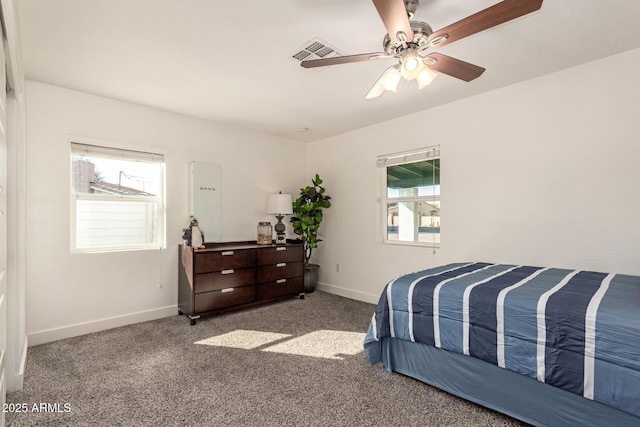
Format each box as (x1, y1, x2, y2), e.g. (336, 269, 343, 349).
(365, 49, 437, 99)
(300, 0, 544, 99)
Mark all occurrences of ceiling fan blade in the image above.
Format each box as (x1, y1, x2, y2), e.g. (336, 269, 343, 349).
(372, 0, 414, 42)
(425, 53, 485, 82)
(300, 52, 390, 69)
(427, 0, 543, 48)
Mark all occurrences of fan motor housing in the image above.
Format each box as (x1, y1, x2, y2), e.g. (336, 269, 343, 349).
(383, 20, 433, 55)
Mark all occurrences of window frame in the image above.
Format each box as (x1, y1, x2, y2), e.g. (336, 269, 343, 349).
(69, 138, 166, 254)
(379, 145, 440, 248)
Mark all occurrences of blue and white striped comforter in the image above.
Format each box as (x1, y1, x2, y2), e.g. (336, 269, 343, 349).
(363, 262, 640, 417)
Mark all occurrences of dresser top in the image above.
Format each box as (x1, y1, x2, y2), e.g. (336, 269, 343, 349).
(181, 240, 302, 253)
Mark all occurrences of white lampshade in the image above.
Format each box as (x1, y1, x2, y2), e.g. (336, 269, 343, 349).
(267, 193, 293, 215)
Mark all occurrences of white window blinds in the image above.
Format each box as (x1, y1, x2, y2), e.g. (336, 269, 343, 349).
(377, 145, 440, 168)
(70, 142, 165, 163)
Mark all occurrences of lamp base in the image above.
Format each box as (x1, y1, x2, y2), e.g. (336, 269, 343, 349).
(274, 214, 286, 245)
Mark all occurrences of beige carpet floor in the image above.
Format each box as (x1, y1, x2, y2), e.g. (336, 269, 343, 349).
(6, 291, 525, 426)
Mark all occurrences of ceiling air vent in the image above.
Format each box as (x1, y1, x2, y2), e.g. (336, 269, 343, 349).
(292, 39, 343, 63)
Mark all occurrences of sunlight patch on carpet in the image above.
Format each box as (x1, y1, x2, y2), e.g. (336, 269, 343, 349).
(263, 330, 366, 360)
(194, 330, 291, 349)
(194, 329, 366, 360)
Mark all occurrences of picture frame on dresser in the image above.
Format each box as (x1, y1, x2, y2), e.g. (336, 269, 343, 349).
(178, 240, 305, 325)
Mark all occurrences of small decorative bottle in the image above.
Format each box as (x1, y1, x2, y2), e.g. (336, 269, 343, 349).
(257, 222, 272, 245)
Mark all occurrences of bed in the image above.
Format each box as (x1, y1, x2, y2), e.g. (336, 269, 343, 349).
(363, 262, 640, 426)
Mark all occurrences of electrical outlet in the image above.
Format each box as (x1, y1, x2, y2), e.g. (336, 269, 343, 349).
(336, 263, 341, 273)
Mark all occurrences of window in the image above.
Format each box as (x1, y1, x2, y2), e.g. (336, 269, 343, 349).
(70, 142, 165, 253)
(378, 146, 440, 246)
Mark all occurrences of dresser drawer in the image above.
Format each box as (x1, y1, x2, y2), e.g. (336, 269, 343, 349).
(194, 249, 256, 273)
(257, 277, 303, 300)
(194, 286, 256, 312)
(257, 245, 303, 265)
(194, 268, 256, 293)
(258, 261, 303, 283)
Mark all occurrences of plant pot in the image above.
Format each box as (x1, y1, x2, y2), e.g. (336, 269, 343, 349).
(303, 263, 320, 294)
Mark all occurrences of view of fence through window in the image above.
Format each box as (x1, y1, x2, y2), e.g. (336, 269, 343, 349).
(71, 148, 164, 252)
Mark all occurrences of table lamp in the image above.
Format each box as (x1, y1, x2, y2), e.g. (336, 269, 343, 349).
(267, 192, 293, 245)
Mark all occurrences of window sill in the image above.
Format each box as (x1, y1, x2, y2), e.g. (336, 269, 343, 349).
(71, 245, 165, 254)
(382, 240, 440, 249)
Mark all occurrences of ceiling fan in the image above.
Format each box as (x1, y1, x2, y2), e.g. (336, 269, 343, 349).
(300, 0, 543, 99)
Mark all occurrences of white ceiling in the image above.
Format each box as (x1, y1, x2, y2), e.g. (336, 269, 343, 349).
(19, 0, 640, 142)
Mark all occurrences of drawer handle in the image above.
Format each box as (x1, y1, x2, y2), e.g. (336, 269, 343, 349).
(276, 247, 286, 251)
(277, 279, 287, 284)
(222, 251, 234, 256)
(277, 263, 286, 268)
(221, 269, 234, 275)
(221, 288, 235, 293)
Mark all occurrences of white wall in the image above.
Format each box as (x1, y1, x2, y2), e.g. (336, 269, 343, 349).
(309, 48, 640, 303)
(25, 81, 307, 344)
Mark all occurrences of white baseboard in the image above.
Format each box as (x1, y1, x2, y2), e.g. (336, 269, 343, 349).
(27, 306, 177, 347)
(316, 282, 379, 305)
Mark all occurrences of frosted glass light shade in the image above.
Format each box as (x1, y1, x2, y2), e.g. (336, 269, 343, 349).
(382, 66, 402, 91)
(417, 66, 438, 89)
(400, 50, 423, 80)
(365, 66, 402, 99)
(267, 193, 293, 214)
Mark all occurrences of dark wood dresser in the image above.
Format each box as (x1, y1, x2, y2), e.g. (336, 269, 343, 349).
(178, 240, 304, 325)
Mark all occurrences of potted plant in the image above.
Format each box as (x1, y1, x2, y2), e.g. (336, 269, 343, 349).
(290, 173, 331, 293)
